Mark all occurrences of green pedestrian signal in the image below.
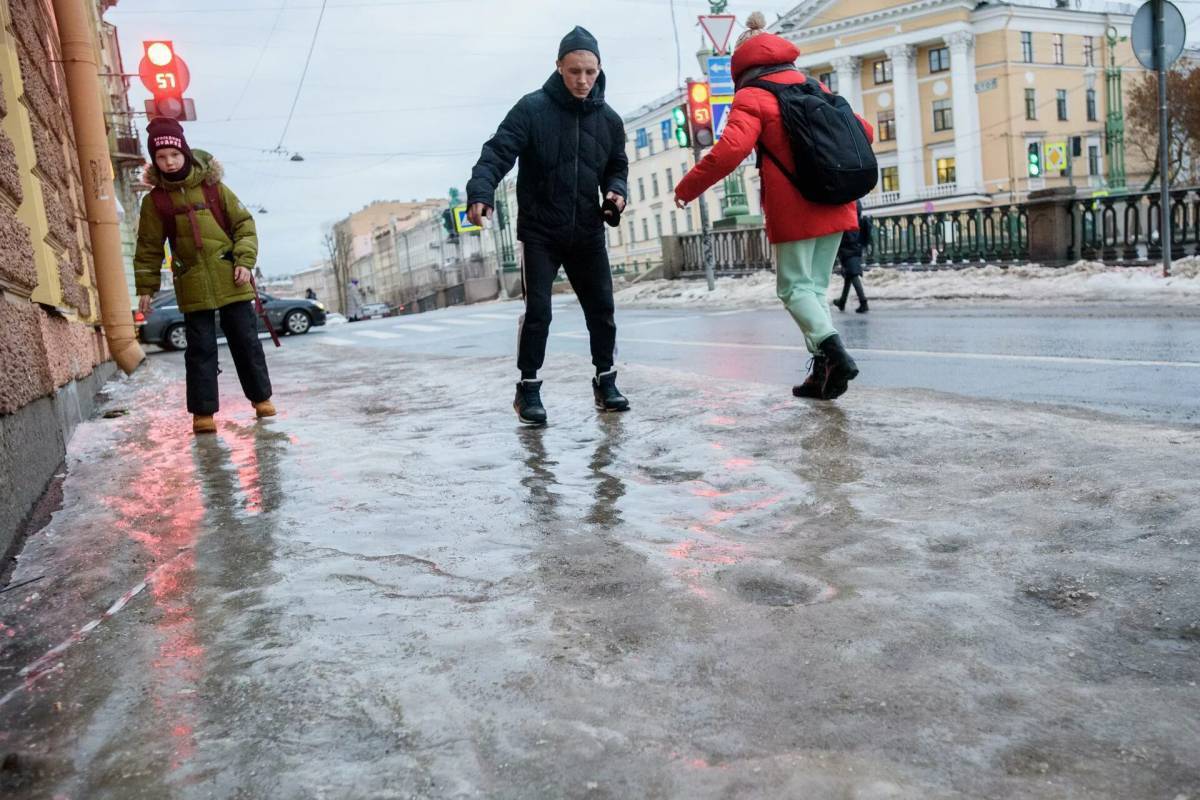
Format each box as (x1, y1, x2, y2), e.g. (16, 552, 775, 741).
(672, 105, 690, 148)
(1027, 142, 1042, 177)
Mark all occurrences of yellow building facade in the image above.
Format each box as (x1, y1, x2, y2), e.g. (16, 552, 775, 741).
(775, 0, 1146, 212)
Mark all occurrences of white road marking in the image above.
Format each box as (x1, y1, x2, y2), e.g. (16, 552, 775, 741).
(470, 313, 522, 320)
(353, 330, 403, 340)
(393, 323, 442, 333)
(707, 309, 748, 316)
(315, 336, 356, 347)
(438, 318, 488, 326)
(622, 316, 701, 329)
(556, 334, 1200, 369)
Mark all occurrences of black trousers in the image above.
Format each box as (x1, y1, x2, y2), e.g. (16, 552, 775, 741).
(184, 300, 272, 415)
(838, 256, 867, 306)
(518, 238, 616, 375)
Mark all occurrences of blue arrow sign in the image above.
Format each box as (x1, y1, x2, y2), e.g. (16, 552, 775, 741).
(707, 55, 734, 95)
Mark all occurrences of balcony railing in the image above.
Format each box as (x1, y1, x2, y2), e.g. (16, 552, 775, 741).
(918, 182, 959, 199)
(863, 190, 901, 209)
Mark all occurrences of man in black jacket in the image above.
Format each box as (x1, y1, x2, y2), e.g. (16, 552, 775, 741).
(466, 26, 630, 426)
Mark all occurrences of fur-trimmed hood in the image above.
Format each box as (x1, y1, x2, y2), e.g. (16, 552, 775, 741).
(141, 149, 223, 189)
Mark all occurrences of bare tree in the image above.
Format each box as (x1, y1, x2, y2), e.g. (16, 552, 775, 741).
(322, 223, 353, 316)
(1126, 65, 1200, 188)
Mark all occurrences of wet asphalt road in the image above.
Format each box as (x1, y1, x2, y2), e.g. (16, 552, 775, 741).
(1, 297, 1199, 799)
(301, 298, 1199, 424)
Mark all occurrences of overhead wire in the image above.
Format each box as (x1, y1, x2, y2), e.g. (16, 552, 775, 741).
(225, 0, 288, 120)
(275, 0, 328, 150)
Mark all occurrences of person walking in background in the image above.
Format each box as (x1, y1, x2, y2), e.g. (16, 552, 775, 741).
(673, 12, 875, 400)
(834, 201, 871, 314)
(465, 26, 630, 426)
(134, 118, 275, 435)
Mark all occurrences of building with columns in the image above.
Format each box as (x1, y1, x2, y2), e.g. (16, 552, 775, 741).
(773, 0, 1147, 212)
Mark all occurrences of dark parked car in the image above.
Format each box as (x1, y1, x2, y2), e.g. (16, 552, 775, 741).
(138, 291, 327, 350)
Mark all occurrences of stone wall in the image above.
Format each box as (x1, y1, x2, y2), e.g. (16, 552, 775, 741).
(1, 0, 112, 555)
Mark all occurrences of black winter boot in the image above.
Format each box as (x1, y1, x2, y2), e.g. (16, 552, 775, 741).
(514, 379, 548, 425)
(832, 297, 846, 312)
(855, 300, 869, 314)
(792, 356, 827, 399)
(592, 369, 630, 412)
(817, 334, 859, 400)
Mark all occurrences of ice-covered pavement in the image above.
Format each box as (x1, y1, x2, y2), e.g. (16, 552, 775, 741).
(616, 258, 1200, 309)
(1, 345, 1198, 799)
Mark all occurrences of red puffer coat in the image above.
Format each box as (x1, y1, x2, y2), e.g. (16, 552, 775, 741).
(674, 33, 874, 244)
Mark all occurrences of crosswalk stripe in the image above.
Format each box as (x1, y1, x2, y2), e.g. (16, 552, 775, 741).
(353, 330, 403, 340)
(316, 336, 355, 347)
(438, 318, 487, 326)
(393, 323, 442, 332)
(470, 313, 521, 320)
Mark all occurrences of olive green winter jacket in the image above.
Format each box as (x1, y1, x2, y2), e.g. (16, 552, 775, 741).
(133, 150, 258, 313)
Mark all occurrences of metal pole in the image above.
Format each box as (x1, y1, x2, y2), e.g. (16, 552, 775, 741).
(692, 144, 716, 291)
(1155, 0, 1171, 277)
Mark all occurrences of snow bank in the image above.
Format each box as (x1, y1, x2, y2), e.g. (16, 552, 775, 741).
(614, 259, 1200, 309)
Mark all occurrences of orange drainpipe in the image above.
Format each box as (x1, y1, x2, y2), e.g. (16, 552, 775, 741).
(50, 0, 145, 374)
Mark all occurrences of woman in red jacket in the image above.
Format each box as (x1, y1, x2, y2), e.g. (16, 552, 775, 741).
(674, 13, 874, 400)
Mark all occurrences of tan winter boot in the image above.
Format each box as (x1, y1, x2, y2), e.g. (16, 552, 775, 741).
(253, 400, 277, 418)
(193, 415, 217, 435)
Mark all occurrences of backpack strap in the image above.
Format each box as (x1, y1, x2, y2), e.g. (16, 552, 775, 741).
(150, 188, 178, 249)
(201, 181, 234, 240)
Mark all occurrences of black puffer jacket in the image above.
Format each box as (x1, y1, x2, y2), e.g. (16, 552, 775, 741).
(467, 71, 628, 246)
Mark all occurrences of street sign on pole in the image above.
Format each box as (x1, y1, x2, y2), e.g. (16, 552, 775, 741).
(698, 15, 736, 55)
(1131, 0, 1185, 69)
(711, 95, 734, 141)
(453, 205, 481, 234)
(707, 55, 734, 95)
(1131, 0, 1185, 276)
(1044, 141, 1068, 174)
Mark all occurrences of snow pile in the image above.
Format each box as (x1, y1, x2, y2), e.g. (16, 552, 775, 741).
(614, 259, 1200, 308)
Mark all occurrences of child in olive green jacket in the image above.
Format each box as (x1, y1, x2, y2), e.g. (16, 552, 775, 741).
(134, 118, 275, 434)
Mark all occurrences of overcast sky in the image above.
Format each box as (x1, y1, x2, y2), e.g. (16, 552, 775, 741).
(108, 0, 1200, 277)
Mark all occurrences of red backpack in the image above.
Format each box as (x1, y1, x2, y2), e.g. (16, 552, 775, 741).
(150, 184, 280, 347)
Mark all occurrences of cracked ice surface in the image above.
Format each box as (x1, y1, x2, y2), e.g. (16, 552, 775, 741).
(1, 347, 1198, 799)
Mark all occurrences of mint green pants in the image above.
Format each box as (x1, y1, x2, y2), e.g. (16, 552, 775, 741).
(775, 233, 842, 354)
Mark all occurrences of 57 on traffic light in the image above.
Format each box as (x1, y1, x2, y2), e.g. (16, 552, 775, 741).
(685, 80, 714, 148)
(139, 40, 196, 121)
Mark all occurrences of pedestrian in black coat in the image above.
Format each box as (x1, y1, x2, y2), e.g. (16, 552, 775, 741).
(833, 201, 871, 314)
(466, 26, 630, 426)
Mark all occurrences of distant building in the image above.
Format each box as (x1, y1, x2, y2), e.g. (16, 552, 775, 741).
(773, 0, 1147, 212)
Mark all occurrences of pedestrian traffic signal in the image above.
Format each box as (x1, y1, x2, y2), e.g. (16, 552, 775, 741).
(1027, 142, 1042, 177)
(441, 208, 458, 238)
(139, 40, 194, 120)
(672, 105, 690, 148)
(685, 80, 714, 148)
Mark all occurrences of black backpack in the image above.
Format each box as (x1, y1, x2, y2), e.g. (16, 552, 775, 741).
(744, 69, 878, 205)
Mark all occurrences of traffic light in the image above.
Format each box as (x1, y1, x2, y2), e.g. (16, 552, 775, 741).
(442, 208, 458, 238)
(685, 80, 714, 148)
(139, 40, 195, 120)
(1027, 142, 1042, 177)
(672, 105, 690, 148)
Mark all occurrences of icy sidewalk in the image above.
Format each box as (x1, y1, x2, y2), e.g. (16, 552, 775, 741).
(1, 344, 1198, 799)
(616, 257, 1200, 308)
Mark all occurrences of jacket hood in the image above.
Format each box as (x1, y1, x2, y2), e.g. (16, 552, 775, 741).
(542, 69, 607, 112)
(141, 149, 223, 189)
(731, 33, 800, 81)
